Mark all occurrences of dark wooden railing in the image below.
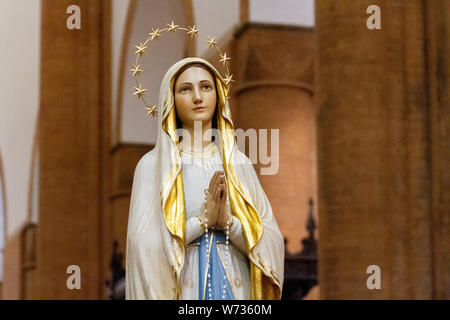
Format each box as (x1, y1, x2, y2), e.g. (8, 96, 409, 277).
(281, 198, 318, 300)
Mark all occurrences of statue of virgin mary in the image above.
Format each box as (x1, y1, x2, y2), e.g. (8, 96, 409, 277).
(125, 57, 284, 300)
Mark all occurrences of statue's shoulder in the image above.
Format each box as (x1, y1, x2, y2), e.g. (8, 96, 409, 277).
(140, 148, 157, 163)
(134, 148, 158, 174)
(234, 148, 253, 167)
(231, 148, 257, 185)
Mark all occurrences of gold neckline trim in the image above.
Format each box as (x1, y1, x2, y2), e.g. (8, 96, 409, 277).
(178, 143, 217, 158)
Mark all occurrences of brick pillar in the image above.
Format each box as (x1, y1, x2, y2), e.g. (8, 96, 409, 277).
(426, 0, 450, 300)
(315, 0, 444, 299)
(38, 0, 108, 299)
(232, 24, 316, 254)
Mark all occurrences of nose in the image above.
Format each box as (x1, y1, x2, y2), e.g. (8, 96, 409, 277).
(193, 87, 202, 104)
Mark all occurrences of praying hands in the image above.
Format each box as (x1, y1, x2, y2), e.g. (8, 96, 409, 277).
(199, 170, 231, 230)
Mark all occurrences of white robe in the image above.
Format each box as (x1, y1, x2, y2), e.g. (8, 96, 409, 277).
(179, 142, 251, 299)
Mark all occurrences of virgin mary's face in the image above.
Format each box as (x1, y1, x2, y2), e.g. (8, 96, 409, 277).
(174, 66, 217, 129)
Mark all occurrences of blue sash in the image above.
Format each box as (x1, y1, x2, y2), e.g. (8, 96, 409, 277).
(190, 230, 235, 300)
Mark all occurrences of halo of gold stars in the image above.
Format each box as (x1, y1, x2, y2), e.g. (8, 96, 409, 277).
(131, 21, 234, 118)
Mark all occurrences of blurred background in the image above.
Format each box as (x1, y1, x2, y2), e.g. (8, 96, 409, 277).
(0, 0, 448, 300)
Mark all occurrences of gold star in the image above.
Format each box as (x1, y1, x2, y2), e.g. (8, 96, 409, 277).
(133, 84, 147, 99)
(130, 64, 143, 77)
(186, 25, 199, 39)
(206, 36, 217, 48)
(146, 105, 158, 117)
(167, 21, 179, 32)
(134, 43, 148, 56)
(219, 52, 231, 65)
(224, 73, 235, 86)
(149, 28, 162, 40)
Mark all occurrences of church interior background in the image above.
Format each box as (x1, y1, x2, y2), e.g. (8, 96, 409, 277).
(0, 0, 448, 300)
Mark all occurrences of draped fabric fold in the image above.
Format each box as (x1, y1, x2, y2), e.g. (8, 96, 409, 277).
(126, 57, 284, 300)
